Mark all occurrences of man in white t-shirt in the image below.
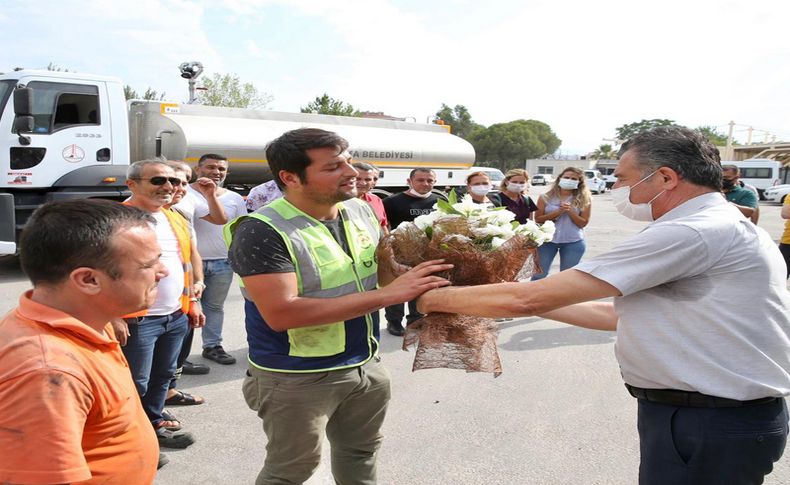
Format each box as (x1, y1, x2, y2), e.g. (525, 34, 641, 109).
(418, 127, 790, 485)
(187, 154, 247, 365)
(112, 160, 205, 450)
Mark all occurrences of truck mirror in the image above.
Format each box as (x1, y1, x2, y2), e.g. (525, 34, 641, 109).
(13, 87, 33, 116)
(14, 115, 34, 134)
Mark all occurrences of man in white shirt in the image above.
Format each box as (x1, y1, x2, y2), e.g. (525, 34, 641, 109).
(188, 154, 248, 365)
(113, 160, 205, 450)
(418, 127, 790, 485)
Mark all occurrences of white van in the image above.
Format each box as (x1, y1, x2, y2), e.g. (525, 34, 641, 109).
(728, 159, 787, 199)
(583, 169, 607, 194)
(470, 166, 506, 192)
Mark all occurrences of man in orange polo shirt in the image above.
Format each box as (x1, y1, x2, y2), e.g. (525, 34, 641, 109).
(0, 199, 162, 484)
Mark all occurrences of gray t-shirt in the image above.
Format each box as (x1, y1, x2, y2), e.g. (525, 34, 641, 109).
(575, 192, 790, 400)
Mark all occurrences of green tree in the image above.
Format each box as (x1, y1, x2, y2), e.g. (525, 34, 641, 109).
(197, 73, 273, 109)
(469, 119, 561, 171)
(696, 125, 730, 146)
(590, 144, 618, 160)
(300, 94, 359, 116)
(615, 119, 678, 140)
(435, 103, 483, 140)
(124, 86, 167, 101)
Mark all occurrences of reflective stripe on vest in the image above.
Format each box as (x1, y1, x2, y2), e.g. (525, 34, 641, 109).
(224, 197, 381, 363)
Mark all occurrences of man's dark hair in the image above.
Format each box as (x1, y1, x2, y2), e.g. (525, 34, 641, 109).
(197, 153, 228, 166)
(618, 126, 722, 190)
(265, 128, 349, 190)
(19, 199, 155, 285)
(409, 168, 436, 179)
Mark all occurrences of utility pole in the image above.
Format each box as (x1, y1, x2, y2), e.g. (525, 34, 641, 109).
(725, 120, 735, 160)
(747, 126, 753, 144)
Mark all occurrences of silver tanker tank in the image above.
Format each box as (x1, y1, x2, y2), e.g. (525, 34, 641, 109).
(128, 101, 475, 189)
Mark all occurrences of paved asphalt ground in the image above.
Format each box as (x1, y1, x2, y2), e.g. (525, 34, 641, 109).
(1, 188, 789, 484)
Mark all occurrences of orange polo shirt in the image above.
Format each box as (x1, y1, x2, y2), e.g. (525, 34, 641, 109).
(0, 292, 158, 485)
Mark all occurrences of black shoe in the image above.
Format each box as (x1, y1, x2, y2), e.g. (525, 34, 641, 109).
(387, 322, 405, 337)
(182, 360, 210, 375)
(157, 453, 169, 469)
(202, 346, 236, 365)
(155, 426, 195, 449)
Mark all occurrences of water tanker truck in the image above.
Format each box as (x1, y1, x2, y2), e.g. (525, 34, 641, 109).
(0, 69, 475, 254)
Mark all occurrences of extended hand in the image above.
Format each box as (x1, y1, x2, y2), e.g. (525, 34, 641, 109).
(382, 259, 453, 305)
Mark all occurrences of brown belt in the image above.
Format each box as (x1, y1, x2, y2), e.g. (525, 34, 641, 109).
(625, 384, 780, 408)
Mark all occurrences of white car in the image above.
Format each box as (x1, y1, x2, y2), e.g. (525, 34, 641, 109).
(763, 184, 790, 203)
(584, 170, 607, 194)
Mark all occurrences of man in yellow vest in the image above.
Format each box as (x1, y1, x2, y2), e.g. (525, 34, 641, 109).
(226, 128, 453, 484)
(112, 160, 205, 450)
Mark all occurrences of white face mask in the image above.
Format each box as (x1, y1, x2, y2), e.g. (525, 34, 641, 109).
(610, 170, 665, 222)
(469, 185, 490, 196)
(558, 178, 579, 190)
(406, 188, 433, 199)
(507, 182, 526, 193)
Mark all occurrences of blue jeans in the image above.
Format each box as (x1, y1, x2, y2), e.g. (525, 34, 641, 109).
(122, 311, 189, 426)
(637, 398, 788, 484)
(531, 239, 587, 280)
(201, 258, 234, 348)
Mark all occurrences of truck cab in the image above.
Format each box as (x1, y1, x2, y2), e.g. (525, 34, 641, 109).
(0, 70, 133, 253)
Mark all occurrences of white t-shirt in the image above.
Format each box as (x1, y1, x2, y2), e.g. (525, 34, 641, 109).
(575, 192, 790, 400)
(192, 189, 247, 260)
(147, 211, 185, 316)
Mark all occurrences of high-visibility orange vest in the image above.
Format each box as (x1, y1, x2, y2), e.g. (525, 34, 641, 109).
(123, 206, 192, 318)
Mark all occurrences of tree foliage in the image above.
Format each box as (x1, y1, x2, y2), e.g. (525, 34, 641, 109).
(590, 144, 618, 160)
(615, 119, 677, 140)
(435, 103, 483, 140)
(469, 119, 562, 171)
(197, 73, 273, 109)
(300, 94, 359, 116)
(696, 125, 730, 146)
(124, 86, 167, 101)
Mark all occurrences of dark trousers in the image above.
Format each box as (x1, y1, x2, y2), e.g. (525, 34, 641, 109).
(169, 327, 195, 390)
(384, 299, 421, 327)
(779, 243, 790, 279)
(637, 398, 788, 484)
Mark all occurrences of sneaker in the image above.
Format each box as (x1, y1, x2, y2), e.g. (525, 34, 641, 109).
(182, 360, 210, 375)
(387, 322, 405, 337)
(202, 346, 236, 365)
(157, 453, 169, 469)
(155, 426, 195, 449)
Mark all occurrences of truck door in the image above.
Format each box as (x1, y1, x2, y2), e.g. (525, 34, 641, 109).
(3, 79, 112, 189)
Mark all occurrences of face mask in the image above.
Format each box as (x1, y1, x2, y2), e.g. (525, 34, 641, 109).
(470, 185, 490, 196)
(721, 179, 735, 190)
(407, 188, 433, 199)
(558, 178, 580, 190)
(507, 182, 526, 193)
(610, 170, 665, 222)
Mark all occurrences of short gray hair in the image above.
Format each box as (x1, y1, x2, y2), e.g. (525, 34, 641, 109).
(127, 159, 171, 180)
(166, 160, 193, 178)
(721, 164, 739, 174)
(352, 162, 377, 172)
(618, 126, 722, 191)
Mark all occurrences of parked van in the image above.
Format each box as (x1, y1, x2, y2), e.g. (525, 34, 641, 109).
(583, 169, 607, 194)
(728, 159, 788, 199)
(470, 166, 506, 192)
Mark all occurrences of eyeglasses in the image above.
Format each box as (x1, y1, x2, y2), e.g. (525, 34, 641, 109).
(133, 176, 182, 186)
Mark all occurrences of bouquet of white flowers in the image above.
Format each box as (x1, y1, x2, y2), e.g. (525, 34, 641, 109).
(379, 192, 555, 376)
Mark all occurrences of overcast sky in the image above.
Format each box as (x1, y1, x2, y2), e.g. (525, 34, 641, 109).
(2, 0, 788, 154)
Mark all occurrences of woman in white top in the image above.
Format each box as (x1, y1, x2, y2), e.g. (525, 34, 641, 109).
(531, 167, 591, 280)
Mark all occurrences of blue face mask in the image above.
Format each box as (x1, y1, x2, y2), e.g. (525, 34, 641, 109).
(558, 178, 579, 190)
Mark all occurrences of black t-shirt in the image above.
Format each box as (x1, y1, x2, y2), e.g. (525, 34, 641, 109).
(229, 216, 350, 277)
(382, 192, 442, 229)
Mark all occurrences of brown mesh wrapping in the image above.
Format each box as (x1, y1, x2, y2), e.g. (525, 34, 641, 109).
(377, 217, 540, 377)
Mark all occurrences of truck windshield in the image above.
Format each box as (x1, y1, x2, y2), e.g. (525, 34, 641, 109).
(0, 80, 14, 123)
